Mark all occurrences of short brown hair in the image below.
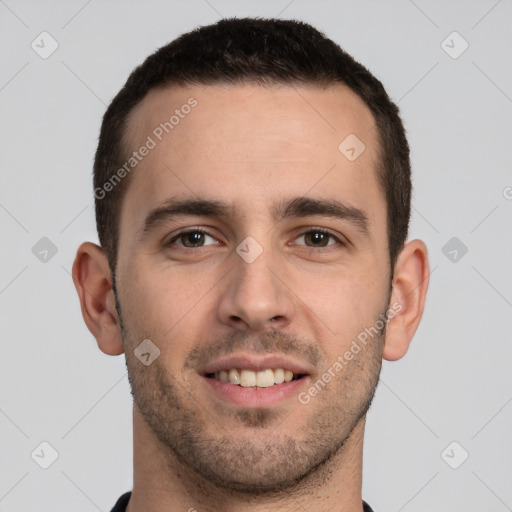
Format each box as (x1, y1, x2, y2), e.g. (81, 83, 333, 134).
(94, 17, 411, 274)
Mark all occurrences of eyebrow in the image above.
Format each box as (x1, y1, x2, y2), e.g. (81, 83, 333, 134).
(140, 196, 370, 239)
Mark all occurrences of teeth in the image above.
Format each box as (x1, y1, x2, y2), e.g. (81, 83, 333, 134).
(240, 369, 257, 387)
(256, 369, 274, 388)
(229, 368, 240, 385)
(273, 368, 285, 384)
(212, 368, 299, 387)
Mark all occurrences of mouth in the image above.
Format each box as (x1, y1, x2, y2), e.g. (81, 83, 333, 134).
(205, 367, 307, 388)
(199, 354, 312, 407)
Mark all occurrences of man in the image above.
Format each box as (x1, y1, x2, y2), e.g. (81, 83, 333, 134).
(72, 17, 429, 512)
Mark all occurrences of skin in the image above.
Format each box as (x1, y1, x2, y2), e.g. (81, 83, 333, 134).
(73, 83, 429, 512)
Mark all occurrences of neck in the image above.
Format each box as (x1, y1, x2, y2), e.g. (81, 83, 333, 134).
(127, 404, 366, 512)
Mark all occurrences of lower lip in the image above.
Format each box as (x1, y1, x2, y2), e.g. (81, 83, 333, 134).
(202, 375, 310, 407)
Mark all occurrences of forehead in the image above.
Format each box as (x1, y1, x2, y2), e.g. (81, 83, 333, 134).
(125, 82, 378, 159)
(120, 82, 384, 238)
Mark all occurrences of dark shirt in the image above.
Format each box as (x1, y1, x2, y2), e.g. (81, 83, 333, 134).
(110, 491, 375, 511)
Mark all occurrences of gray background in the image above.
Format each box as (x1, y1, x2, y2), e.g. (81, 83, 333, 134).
(1, 0, 511, 510)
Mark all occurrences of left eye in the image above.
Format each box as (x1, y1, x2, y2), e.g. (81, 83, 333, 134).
(295, 229, 339, 248)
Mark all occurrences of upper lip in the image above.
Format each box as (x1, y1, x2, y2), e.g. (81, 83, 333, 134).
(200, 353, 313, 376)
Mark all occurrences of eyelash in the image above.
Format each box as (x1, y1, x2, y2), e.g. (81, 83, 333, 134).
(166, 227, 345, 251)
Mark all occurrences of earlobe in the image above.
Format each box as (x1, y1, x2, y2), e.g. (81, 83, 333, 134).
(71, 242, 124, 356)
(383, 239, 430, 361)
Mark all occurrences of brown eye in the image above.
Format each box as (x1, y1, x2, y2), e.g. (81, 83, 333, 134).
(180, 231, 206, 247)
(168, 229, 217, 248)
(304, 231, 330, 247)
(297, 229, 339, 248)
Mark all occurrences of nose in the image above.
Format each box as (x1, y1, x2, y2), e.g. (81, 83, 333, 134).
(217, 247, 295, 332)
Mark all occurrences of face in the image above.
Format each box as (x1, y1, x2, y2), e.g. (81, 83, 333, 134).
(114, 83, 392, 492)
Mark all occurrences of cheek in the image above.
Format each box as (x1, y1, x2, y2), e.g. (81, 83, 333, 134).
(119, 261, 211, 352)
(297, 265, 388, 349)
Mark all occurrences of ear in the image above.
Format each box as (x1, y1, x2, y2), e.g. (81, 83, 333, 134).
(71, 242, 124, 356)
(383, 239, 430, 361)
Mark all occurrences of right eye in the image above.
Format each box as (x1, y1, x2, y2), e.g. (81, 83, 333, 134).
(166, 229, 219, 249)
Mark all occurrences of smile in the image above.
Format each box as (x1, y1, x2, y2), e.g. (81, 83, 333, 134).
(206, 368, 305, 388)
